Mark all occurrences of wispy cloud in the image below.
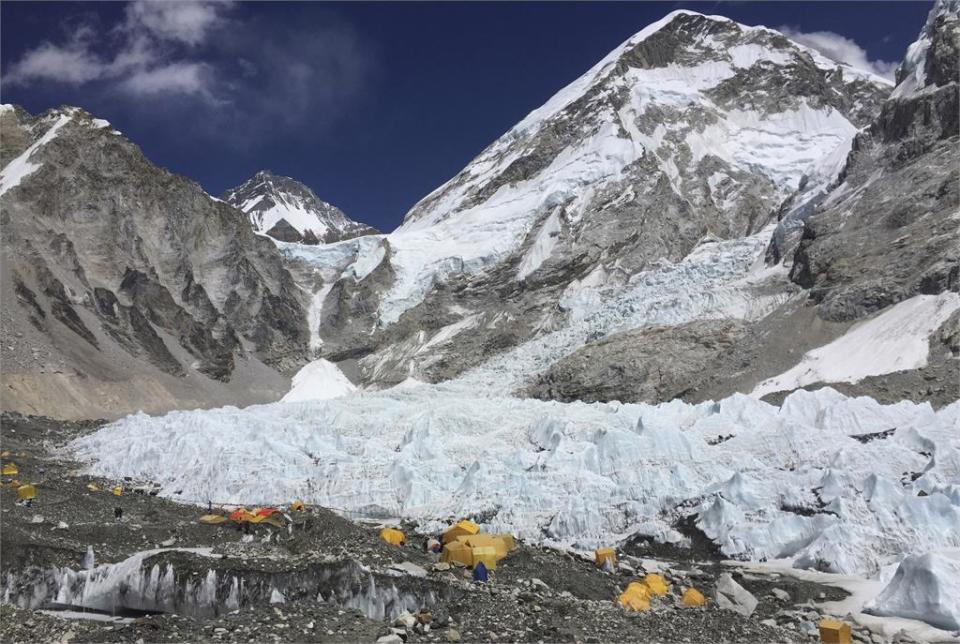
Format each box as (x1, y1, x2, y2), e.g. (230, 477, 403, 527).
(779, 26, 897, 81)
(124, 0, 228, 46)
(3, 1, 373, 138)
(5, 1, 231, 97)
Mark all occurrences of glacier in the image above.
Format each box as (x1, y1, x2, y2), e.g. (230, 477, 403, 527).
(69, 386, 960, 584)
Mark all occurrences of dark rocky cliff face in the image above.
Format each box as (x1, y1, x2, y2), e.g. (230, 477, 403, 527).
(0, 106, 309, 418)
(788, 2, 959, 321)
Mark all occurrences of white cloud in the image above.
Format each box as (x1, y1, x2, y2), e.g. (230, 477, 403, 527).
(119, 62, 213, 98)
(4, 42, 107, 85)
(124, 1, 232, 46)
(3, 1, 373, 136)
(4, 1, 231, 97)
(780, 26, 898, 81)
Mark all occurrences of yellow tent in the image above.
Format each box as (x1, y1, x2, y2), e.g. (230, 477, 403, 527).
(250, 514, 284, 527)
(441, 541, 473, 567)
(17, 484, 36, 501)
(112, 486, 123, 497)
(643, 573, 669, 596)
(471, 546, 498, 570)
(379, 527, 405, 546)
(199, 514, 228, 525)
(618, 582, 651, 611)
(461, 534, 510, 560)
(442, 519, 480, 543)
(290, 500, 305, 511)
(2, 463, 18, 476)
(680, 587, 706, 607)
(818, 618, 852, 644)
(595, 547, 616, 568)
(495, 533, 516, 552)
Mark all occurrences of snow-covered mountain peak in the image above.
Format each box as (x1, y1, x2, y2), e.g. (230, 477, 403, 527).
(223, 171, 377, 245)
(402, 10, 890, 231)
(336, 10, 893, 329)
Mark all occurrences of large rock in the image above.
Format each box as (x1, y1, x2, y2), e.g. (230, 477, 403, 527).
(715, 573, 758, 616)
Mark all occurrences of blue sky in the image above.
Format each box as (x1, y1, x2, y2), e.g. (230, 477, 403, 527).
(1, 1, 931, 232)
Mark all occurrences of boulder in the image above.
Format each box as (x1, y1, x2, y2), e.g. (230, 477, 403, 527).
(715, 573, 758, 616)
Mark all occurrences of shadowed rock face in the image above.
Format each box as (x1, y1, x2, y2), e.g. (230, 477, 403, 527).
(0, 106, 308, 418)
(788, 1, 960, 321)
(265, 218, 306, 244)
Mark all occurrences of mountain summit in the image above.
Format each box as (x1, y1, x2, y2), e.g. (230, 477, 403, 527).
(223, 170, 378, 245)
(305, 9, 895, 389)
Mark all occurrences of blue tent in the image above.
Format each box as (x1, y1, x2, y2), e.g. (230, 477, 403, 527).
(473, 561, 489, 583)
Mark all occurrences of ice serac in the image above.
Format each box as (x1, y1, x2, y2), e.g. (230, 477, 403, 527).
(0, 106, 309, 419)
(787, 0, 960, 321)
(223, 170, 378, 245)
(69, 386, 960, 585)
(309, 9, 890, 396)
(866, 550, 960, 631)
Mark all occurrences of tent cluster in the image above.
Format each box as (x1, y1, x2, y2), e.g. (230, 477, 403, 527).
(439, 520, 515, 571)
(617, 573, 706, 611)
(199, 500, 305, 528)
(228, 507, 284, 527)
(3, 460, 35, 504)
(377, 519, 517, 575)
(618, 574, 671, 611)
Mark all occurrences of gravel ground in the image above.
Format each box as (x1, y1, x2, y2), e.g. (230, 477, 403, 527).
(0, 412, 861, 643)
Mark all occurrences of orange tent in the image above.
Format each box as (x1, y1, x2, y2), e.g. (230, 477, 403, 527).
(229, 508, 255, 522)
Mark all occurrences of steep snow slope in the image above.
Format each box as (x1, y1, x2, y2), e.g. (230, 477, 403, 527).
(224, 170, 377, 244)
(445, 227, 793, 395)
(282, 359, 357, 403)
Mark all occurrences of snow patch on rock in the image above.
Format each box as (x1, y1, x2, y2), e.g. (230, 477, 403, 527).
(752, 292, 960, 397)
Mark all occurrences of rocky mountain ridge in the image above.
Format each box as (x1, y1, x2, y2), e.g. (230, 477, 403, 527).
(0, 106, 309, 419)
